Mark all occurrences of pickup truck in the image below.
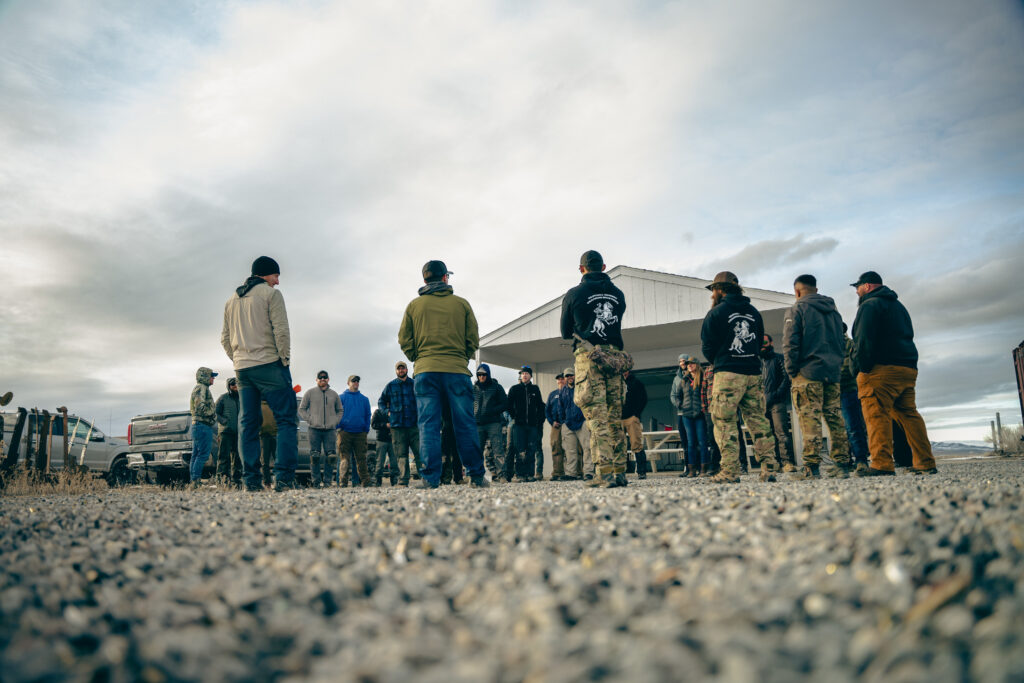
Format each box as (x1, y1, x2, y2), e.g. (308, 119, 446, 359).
(1, 411, 134, 485)
(126, 410, 373, 485)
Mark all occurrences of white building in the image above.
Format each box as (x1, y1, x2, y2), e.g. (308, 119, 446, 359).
(478, 266, 797, 470)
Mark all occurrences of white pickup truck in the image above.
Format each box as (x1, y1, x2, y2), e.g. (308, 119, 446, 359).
(1, 410, 134, 485)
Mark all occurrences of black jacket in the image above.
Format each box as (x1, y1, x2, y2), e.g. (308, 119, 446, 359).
(370, 408, 391, 443)
(507, 382, 545, 428)
(852, 286, 918, 373)
(782, 293, 845, 382)
(560, 272, 626, 350)
(700, 294, 765, 376)
(215, 391, 240, 432)
(473, 364, 508, 425)
(622, 374, 648, 420)
(761, 351, 790, 408)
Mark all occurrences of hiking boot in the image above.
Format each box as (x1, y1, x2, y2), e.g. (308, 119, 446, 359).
(759, 468, 776, 482)
(585, 473, 612, 488)
(862, 467, 896, 477)
(709, 470, 740, 484)
(245, 484, 264, 493)
(699, 464, 711, 477)
(825, 463, 850, 478)
(782, 462, 797, 473)
(792, 465, 819, 480)
(513, 476, 528, 483)
(853, 463, 870, 477)
(612, 473, 628, 488)
(273, 479, 297, 492)
(470, 476, 490, 488)
(414, 479, 439, 489)
(909, 467, 939, 475)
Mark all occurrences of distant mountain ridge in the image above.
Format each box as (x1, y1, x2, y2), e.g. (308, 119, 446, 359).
(931, 441, 993, 453)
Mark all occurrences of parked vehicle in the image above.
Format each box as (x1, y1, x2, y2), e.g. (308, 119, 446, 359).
(126, 409, 375, 485)
(1, 411, 134, 485)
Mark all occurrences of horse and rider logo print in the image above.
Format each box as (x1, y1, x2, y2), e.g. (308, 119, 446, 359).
(591, 301, 619, 339)
(727, 313, 757, 356)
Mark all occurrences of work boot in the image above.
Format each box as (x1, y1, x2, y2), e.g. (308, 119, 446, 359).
(273, 479, 296, 492)
(636, 451, 648, 479)
(853, 463, 870, 477)
(699, 463, 710, 476)
(792, 465, 819, 480)
(709, 470, 740, 484)
(310, 454, 323, 488)
(825, 463, 850, 478)
(414, 479, 439, 489)
(470, 475, 490, 488)
(909, 467, 939, 475)
(759, 464, 776, 482)
(585, 473, 612, 488)
(862, 467, 896, 477)
(782, 462, 797, 473)
(612, 473, 628, 488)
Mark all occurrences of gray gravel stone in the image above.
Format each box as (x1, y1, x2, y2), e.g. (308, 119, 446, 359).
(1, 459, 1022, 681)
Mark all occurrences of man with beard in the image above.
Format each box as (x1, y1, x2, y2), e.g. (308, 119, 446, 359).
(474, 363, 508, 482)
(561, 250, 630, 488)
(851, 271, 937, 475)
(545, 373, 568, 481)
(760, 335, 796, 472)
(700, 271, 779, 484)
(378, 361, 421, 486)
(299, 371, 344, 487)
(782, 274, 851, 479)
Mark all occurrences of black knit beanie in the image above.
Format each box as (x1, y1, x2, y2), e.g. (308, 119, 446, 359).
(252, 256, 280, 277)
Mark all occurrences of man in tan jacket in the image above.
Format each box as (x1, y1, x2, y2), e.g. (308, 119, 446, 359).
(222, 256, 298, 492)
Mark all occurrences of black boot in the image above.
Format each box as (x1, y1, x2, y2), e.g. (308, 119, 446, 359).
(636, 451, 648, 479)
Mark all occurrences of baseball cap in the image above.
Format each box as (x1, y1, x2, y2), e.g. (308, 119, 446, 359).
(555, 373, 564, 380)
(563, 367, 575, 376)
(348, 375, 360, 383)
(580, 250, 604, 267)
(678, 353, 691, 362)
(520, 365, 533, 375)
(395, 361, 407, 370)
(850, 271, 883, 287)
(422, 260, 452, 280)
(705, 271, 739, 291)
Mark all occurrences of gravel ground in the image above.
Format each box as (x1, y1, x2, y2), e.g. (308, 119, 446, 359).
(2, 459, 1022, 682)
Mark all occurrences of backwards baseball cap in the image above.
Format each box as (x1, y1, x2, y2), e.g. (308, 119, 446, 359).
(580, 250, 604, 268)
(252, 256, 280, 277)
(563, 367, 575, 376)
(705, 271, 739, 291)
(850, 271, 883, 287)
(422, 260, 452, 281)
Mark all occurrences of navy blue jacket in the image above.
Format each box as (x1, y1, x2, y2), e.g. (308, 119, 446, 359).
(545, 389, 561, 425)
(554, 385, 586, 432)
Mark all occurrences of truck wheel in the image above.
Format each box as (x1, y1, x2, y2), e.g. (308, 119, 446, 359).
(107, 457, 135, 487)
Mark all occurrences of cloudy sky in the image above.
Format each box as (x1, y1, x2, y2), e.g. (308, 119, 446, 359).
(2, 0, 1022, 442)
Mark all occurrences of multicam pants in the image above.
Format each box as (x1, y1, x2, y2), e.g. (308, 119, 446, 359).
(791, 376, 850, 467)
(574, 347, 627, 476)
(709, 371, 778, 476)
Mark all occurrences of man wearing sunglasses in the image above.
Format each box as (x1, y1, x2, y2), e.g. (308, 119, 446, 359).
(299, 371, 343, 487)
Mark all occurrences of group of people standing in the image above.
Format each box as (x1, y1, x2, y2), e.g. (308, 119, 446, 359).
(193, 252, 937, 492)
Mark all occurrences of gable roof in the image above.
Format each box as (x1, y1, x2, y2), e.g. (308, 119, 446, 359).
(480, 265, 793, 348)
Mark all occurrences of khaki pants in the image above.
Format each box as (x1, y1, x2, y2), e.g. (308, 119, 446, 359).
(857, 365, 936, 472)
(562, 423, 592, 477)
(621, 416, 643, 452)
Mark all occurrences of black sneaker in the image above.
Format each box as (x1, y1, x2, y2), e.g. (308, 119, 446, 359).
(414, 479, 439, 489)
(470, 476, 490, 488)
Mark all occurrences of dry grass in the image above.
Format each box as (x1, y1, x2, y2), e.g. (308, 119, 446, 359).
(0, 467, 108, 497)
(988, 424, 1024, 456)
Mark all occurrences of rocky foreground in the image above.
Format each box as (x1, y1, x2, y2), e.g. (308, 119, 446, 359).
(2, 460, 1022, 682)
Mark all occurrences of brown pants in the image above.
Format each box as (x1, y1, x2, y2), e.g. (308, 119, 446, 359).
(549, 424, 565, 477)
(337, 431, 370, 486)
(857, 365, 936, 472)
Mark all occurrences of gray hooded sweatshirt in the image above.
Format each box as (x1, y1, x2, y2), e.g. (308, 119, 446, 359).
(781, 292, 846, 383)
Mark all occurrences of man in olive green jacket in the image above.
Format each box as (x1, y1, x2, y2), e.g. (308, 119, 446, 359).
(399, 260, 488, 489)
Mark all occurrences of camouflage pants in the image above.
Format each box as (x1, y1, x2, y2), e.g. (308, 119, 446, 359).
(709, 371, 778, 476)
(791, 376, 850, 466)
(574, 347, 627, 476)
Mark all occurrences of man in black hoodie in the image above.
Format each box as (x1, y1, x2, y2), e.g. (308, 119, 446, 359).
(506, 366, 545, 482)
(851, 271, 937, 475)
(474, 363, 508, 482)
(782, 274, 851, 479)
(760, 335, 795, 472)
(700, 271, 779, 484)
(561, 250, 630, 488)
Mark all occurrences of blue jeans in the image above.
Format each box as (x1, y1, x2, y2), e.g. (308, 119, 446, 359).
(414, 372, 485, 486)
(681, 415, 709, 468)
(190, 423, 214, 482)
(840, 390, 869, 465)
(238, 361, 298, 488)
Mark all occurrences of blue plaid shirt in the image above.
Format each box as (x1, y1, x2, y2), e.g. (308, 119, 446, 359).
(378, 377, 418, 428)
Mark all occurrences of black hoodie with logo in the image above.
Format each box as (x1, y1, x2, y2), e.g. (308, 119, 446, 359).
(700, 293, 765, 376)
(560, 272, 627, 350)
(851, 286, 918, 373)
